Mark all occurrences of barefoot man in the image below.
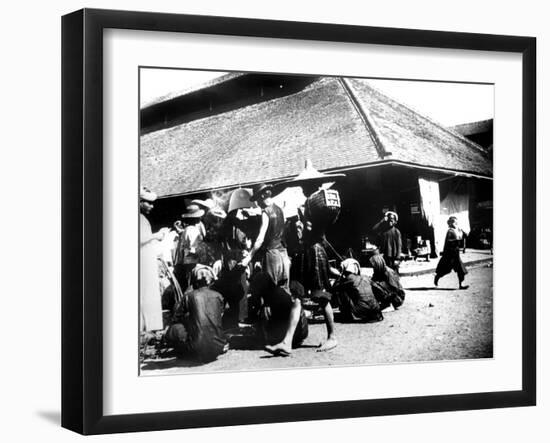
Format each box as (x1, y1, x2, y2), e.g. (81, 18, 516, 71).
(240, 183, 301, 357)
(277, 160, 345, 352)
(301, 206, 339, 352)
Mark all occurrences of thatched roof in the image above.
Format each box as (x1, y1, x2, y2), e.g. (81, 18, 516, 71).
(142, 72, 240, 108)
(141, 76, 492, 198)
(345, 79, 491, 175)
(450, 119, 493, 137)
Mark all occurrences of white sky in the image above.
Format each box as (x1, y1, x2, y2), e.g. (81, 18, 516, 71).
(140, 68, 494, 127)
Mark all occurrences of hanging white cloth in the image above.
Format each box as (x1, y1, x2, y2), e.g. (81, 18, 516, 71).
(419, 177, 471, 254)
(418, 178, 443, 253)
(418, 178, 441, 227)
(440, 190, 471, 235)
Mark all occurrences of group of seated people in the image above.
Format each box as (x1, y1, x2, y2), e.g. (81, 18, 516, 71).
(154, 191, 405, 364)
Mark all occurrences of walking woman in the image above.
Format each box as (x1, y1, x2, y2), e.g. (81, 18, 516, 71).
(434, 216, 469, 289)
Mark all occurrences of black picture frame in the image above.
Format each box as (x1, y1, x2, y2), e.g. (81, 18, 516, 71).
(61, 8, 536, 435)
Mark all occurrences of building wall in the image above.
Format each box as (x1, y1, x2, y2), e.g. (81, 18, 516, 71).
(327, 166, 493, 257)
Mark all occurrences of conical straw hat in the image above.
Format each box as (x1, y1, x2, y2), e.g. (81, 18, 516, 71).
(276, 160, 345, 190)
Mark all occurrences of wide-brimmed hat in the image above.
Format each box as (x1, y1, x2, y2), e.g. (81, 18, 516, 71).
(191, 198, 215, 211)
(250, 183, 274, 201)
(228, 188, 257, 212)
(276, 160, 345, 191)
(181, 204, 205, 218)
(139, 186, 157, 202)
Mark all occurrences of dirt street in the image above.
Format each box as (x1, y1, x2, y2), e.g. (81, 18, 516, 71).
(141, 264, 493, 375)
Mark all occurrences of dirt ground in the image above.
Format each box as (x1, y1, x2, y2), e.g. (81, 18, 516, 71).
(140, 264, 493, 375)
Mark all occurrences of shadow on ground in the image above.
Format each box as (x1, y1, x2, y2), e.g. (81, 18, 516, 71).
(36, 410, 60, 426)
(141, 356, 207, 371)
(405, 287, 456, 291)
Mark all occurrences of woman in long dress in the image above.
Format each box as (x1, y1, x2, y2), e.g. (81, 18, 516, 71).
(434, 216, 469, 289)
(140, 188, 168, 332)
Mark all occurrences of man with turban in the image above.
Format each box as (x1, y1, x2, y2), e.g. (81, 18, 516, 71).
(165, 265, 228, 362)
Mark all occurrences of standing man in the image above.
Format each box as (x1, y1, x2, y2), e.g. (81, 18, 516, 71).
(301, 198, 339, 352)
(372, 211, 402, 273)
(139, 187, 169, 332)
(277, 160, 345, 352)
(240, 183, 291, 291)
(240, 183, 302, 356)
(173, 204, 206, 291)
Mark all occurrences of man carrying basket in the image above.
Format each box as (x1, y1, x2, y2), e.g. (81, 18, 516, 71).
(277, 160, 346, 352)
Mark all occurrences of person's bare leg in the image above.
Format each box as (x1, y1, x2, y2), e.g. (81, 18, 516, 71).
(265, 299, 301, 356)
(317, 301, 338, 352)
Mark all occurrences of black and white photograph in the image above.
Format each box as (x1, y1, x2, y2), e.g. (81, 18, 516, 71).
(1, 0, 545, 439)
(138, 69, 494, 375)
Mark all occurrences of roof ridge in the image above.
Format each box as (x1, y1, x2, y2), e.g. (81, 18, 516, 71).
(362, 80, 489, 156)
(338, 78, 392, 158)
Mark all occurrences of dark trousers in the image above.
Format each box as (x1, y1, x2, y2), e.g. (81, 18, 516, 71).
(384, 256, 400, 274)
